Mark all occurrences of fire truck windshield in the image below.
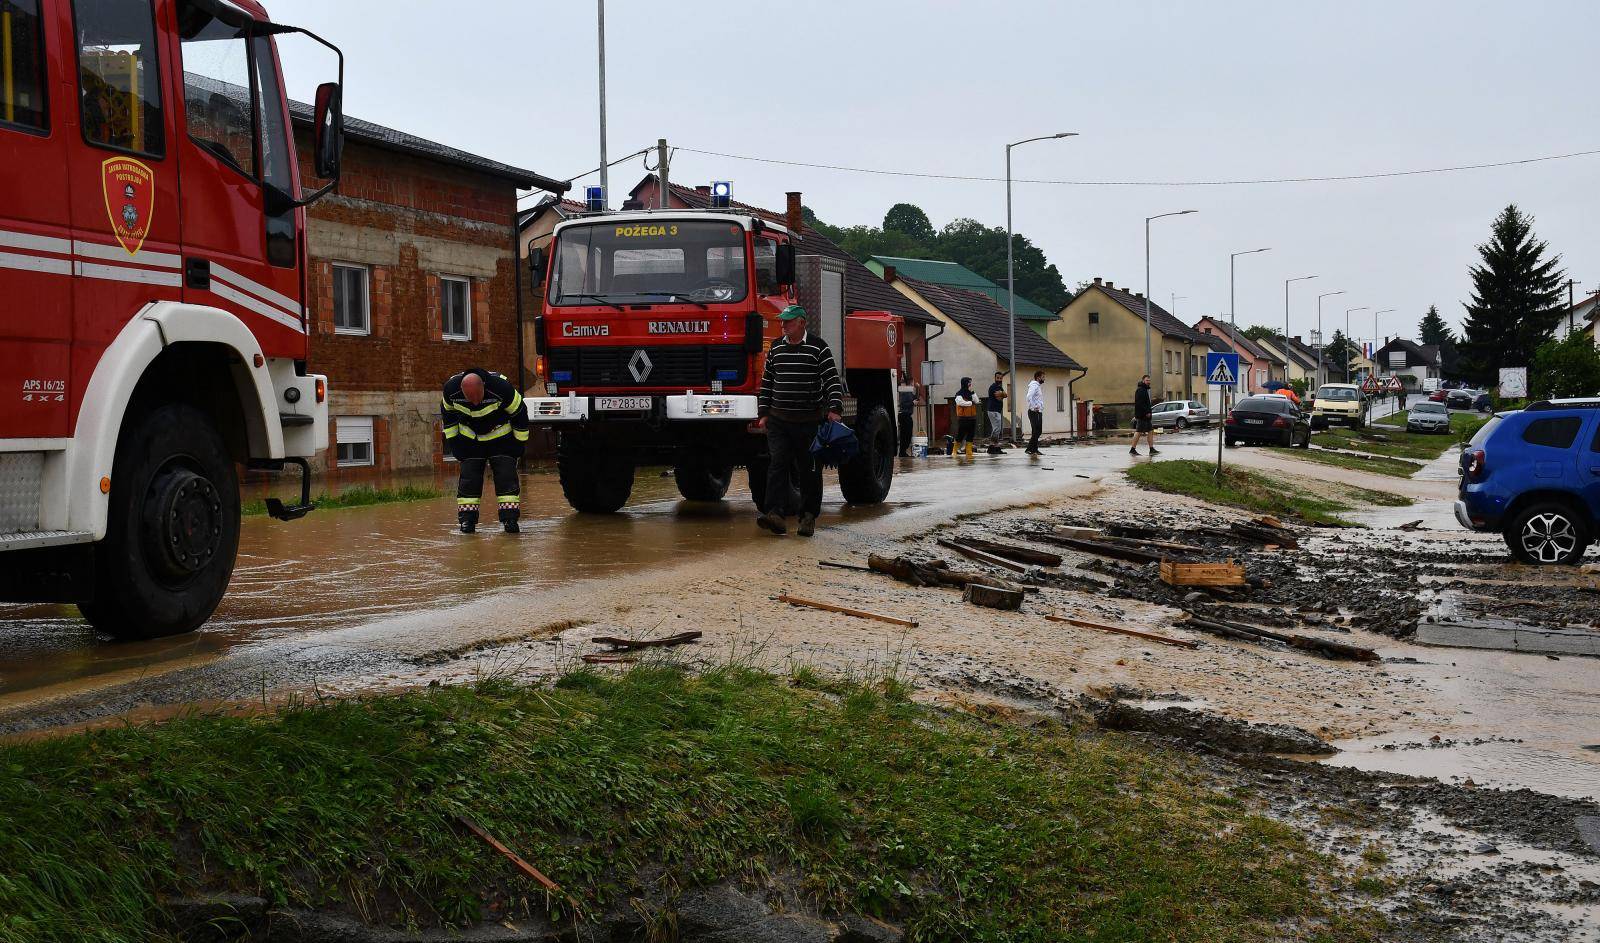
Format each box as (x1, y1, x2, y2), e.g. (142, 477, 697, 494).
(549, 220, 750, 306)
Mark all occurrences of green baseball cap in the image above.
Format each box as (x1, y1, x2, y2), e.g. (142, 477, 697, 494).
(778, 304, 808, 321)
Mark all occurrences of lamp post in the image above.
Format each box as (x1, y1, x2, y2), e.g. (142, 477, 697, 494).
(1145, 210, 1198, 380)
(1315, 291, 1345, 387)
(1371, 307, 1395, 353)
(1283, 275, 1317, 367)
(1343, 307, 1368, 382)
(1006, 132, 1077, 444)
(596, 0, 608, 208)
(1229, 248, 1270, 393)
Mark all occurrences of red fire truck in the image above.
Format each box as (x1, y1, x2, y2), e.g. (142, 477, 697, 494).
(527, 200, 903, 513)
(0, 0, 343, 637)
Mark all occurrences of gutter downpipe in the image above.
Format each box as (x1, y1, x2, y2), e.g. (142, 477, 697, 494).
(923, 319, 946, 448)
(1068, 365, 1088, 439)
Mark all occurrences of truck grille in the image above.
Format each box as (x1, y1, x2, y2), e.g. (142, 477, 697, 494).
(548, 345, 748, 388)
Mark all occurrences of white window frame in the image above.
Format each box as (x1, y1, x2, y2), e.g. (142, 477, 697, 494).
(333, 263, 371, 336)
(440, 275, 472, 341)
(335, 415, 375, 467)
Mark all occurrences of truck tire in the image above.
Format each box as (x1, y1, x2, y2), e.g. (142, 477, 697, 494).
(558, 443, 634, 513)
(675, 452, 733, 502)
(78, 403, 239, 640)
(839, 405, 894, 505)
(1503, 502, 1591, 565)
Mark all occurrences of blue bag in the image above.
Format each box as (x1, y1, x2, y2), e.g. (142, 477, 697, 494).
(810, 419, 860, 468)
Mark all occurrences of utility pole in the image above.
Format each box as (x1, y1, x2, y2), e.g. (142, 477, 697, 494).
(596, 0, 609, 208)
(1005, 132, 1076, 446)
(657, 138, 669, 209)
(1146, 210, 1198, 379)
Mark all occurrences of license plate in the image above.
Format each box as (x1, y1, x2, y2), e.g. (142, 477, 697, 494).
(597, 396, 652, 411)
(1244, 418, 1264, 425)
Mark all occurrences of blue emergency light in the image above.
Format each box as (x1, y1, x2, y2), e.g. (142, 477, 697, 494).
(710, 181, 732, 208)
(584, 186, 605, 212)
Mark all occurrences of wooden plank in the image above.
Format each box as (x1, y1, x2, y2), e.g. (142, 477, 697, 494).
(1043, 614, 1199, 649)
(590, 631, 702, 651)
(1053, 525, 1104, 539)
(964, 583, 1025, 610)
(1045, 536, 1165, 566)
(1160, 559, 1246, 587)
(776, 593, 919, 628)
(458, 815, 579, 909)
(955, 537, 1063, 567)
(936, 538, 1029, 573)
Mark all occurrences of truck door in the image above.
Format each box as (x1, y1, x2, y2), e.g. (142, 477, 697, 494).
(0, 0, 72, 438)
(64, 0, 183, 390)
(170, 0, 303, 354)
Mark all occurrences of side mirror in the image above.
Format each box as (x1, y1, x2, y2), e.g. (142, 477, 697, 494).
(775, 243, 796, 286)
(313, 82, 343, 181)
(529, 247, 547, 283)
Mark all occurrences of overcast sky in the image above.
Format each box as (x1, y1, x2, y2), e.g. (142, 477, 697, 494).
(270, 0, 1598, 347)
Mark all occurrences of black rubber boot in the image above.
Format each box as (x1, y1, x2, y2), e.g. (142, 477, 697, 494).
(500, 509, 520, 534)
(458, 510, 478, 534)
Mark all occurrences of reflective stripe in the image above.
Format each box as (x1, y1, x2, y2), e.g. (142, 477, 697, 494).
(74, 260, 183, 287)
(443, 425, 460, 439)
(477, 423, 512, 442)
(512, 429, 530, 442)
(454, 426, 478, 440)
(447, 399, 501, 418)
(457, 497, 480, 506)
(508, 391, 523, 413)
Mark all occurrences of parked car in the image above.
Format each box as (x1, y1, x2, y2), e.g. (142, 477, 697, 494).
(1226, 395, 1313, 448)
(1150, 400, 1211, 430)
(1455, 399, 1600, 564)
(1312, 383, 1366, 428)
(1429, 389, 1449, 403)
(1446, 388, 1479, 410)
(1473, 391, 1493, 413)
(1406, 401, 1452, 434)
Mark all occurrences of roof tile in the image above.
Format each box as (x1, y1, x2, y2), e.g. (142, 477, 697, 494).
(900, 276, 1081, 370)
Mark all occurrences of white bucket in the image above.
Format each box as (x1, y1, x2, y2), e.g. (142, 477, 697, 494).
(911, 436, 928, 458)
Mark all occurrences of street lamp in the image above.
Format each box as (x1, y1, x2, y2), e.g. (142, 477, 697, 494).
(1283, 275, 1317, 361)
(1229, 248, 1270, 392)
(1006, 131, 1077, 444)
(1371, 308, 1396, 352)
(596, 0, 609, 208)
(1315, 291, 1345, 387)
(1145, 210, 1198, 380)
(1171, 293, 1186, 317)
(1343, 307, 1369, 382)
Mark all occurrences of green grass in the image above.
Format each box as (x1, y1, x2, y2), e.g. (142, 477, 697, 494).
(1376, 410, 1492, 442)
(0, 667, 1379, 943)
(1311, 426, 1458, 462)
(1126, 459, 1409, 525)
(242, 484, 442, 517)
(1273, 447, 1425, 479)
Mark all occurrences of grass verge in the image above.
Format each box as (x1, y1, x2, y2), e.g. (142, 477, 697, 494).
(242, 484, 442, 517)
(1376, 410, 1492, 442)
(1274, 447, 1424, 479)
(1126, 459, 1410, 525)
(1311, 426, 1459, 462)
(0, 667, 1378, 942)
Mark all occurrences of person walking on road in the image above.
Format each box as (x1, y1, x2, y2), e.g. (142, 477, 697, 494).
(755, 304, 843, 538)
(1131, 374, 1159, 457)
(1025, 370, 1046, 455)
(985, 371, 1008, 448)
(441, 368, 530, 533)
(953, 377, 978, 459)
(897, 371, 917, 457)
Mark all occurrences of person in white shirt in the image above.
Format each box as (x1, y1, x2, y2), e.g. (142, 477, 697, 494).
(1024, 371, 1047, 454)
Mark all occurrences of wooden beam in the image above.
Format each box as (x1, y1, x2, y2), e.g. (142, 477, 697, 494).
(1044, 614, 1199, 649)
(776, 593, 919, 628)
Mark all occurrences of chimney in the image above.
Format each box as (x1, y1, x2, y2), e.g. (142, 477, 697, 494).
(694, 185, 710, 195)
(1105, 281, 1114, 289)
(1093, 276, 1102, 285)
(1134, 292, 1144, 300)
(1293, 335, 1303, 344)
(881, 265, 897, 283)
(786, 192, 803, 233)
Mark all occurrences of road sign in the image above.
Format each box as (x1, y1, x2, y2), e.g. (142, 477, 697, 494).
(1386, 376, 1404, 393)
(1206, 352, 1241, 387)
(1362, 376, 1381, 394)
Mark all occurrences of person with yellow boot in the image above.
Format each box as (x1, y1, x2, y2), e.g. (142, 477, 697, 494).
(952, 377, 979, 459)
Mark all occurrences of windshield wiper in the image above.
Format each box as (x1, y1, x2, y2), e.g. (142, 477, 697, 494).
(603, 291, 709, 309)
(564, 293, 624, 312)
(665, 294, 708, 310)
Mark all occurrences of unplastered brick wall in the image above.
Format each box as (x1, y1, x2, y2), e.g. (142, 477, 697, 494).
(296, 129, 523, 470)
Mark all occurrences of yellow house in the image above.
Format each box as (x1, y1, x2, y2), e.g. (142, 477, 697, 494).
(1051, 278, 1208, 409)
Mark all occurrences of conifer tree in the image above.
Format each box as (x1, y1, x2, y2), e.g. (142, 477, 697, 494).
(1460, 205, 1565, 383)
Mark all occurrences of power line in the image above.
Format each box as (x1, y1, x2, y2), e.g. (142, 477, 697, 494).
(672, 144, 1600, 188)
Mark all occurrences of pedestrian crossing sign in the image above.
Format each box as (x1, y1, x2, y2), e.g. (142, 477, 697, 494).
(1206, 352, 1241, 387)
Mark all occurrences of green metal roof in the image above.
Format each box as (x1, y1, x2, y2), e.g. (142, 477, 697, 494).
(868, 256, 1059, 322)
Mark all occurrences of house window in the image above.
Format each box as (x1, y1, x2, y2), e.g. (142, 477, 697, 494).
(440, 275, 471, 340)
(74, 0, 166, 155)
(333, 263, 369, 335)
(335, 416, 375, 467)
(1056, 386, 1065, 411)
(1, 0, 48, 132)
(1087, 311, 1099, 325)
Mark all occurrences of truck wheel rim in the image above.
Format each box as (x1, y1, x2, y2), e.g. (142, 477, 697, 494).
(145, 467, 224, 580)
(1521, 513, 1576, 563)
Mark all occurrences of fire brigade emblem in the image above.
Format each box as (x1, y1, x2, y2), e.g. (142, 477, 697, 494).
(100, 156, 155, 255)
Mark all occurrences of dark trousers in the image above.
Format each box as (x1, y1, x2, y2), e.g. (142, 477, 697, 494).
(764, 418, 823, 518)
(458, 454, 521, 524)
(955, 416, 977, 444)
(898, 411, 914, 455)
(1028, 409, 1044, 452)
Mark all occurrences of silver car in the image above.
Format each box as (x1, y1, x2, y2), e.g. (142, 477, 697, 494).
(1406, 401, 1452, 434)
(1150, 399, 1211, 430)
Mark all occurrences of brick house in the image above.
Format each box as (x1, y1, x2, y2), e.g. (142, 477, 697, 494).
(1192, 317, 1286, 395)
(290, 106, 566, 472)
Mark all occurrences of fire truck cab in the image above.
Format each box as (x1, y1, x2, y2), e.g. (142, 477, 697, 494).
(0, 0, 343, 637)
(527, 205, 902, 514)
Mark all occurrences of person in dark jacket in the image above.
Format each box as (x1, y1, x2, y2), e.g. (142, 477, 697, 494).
(1130, 374, 1158, 457)
(755, 304, 842, 537)
(441, 369, 529, 533)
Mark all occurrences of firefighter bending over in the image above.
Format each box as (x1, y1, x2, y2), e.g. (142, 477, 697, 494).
(441, 369, 530, 533)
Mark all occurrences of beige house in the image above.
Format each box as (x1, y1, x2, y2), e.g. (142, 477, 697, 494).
(888, 274, 1085, 437)
(1052, 278, 1208, 410)
(1256, 335, 1320, 386)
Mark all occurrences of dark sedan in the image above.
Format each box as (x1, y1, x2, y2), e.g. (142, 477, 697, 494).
(1225, 395, 1313, 448)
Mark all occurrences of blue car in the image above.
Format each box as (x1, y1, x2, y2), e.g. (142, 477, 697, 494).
(1455, 399, 1600, 564)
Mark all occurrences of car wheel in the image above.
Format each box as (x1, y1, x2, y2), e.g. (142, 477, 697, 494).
(1174, 417, 1188, 430)
(1297, 428, 1311, 449)
(1225, 437, 1238, 448)
(1503, 502, 1591, 565)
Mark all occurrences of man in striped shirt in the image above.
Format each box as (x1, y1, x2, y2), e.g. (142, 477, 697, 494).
(755, 305, 843, 537)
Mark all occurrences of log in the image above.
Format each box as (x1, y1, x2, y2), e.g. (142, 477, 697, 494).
(957, 537, 1063, 567)
(591, 631, 702, 651)
(1249, 515, 1287, 530)
(1043, 614, 1198, 649)
(1182, 615, 1376, 662)
(818, 560, 875, 573)
(776, 593, 918, 628)
(964, 583, 1024, 610)
(937, 538, 1029, 573)
(1045, 536, 1165, 566)
(1159, 559, 1246, 587)
(868, 554, 1024, 593)
(1231, 522, 1299, 549)
(1099, 534, 1211, 555)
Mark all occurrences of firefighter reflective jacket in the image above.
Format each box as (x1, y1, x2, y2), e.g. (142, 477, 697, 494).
(441, 369, 530, 460)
